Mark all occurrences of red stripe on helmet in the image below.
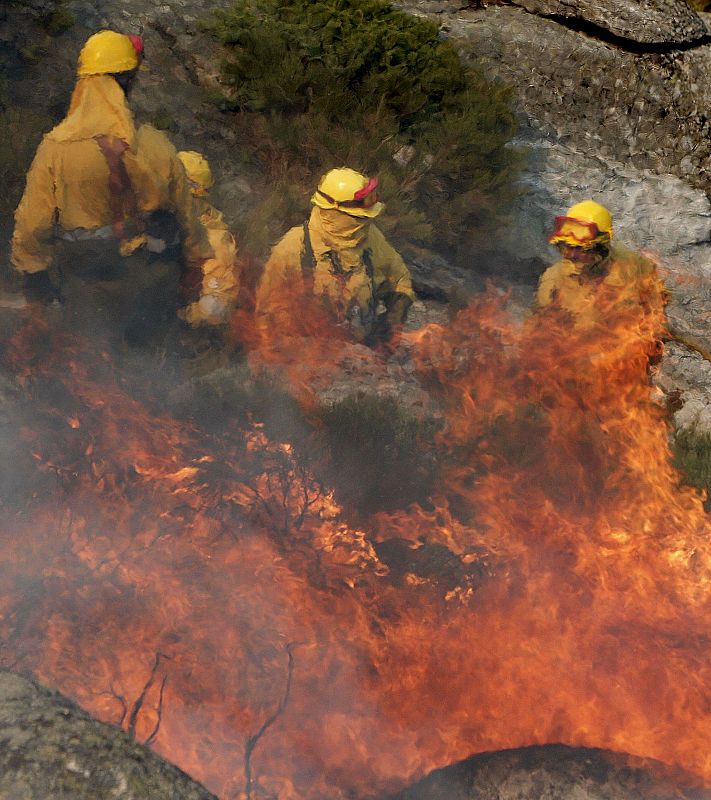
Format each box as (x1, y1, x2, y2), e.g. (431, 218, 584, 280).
(353, 176, 378, 202)
(128, 35, 144, 56)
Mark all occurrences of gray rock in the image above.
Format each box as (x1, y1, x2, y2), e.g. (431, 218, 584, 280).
(656, 340, 711, 435)
(392, 744, 711, 800)
(394, 0, 711, 434)
(0, 669, 216, 800)
(509, 0, 707, 45)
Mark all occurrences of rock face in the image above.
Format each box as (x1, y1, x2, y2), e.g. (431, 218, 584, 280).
(391, 744, 711, 800)
(509, 0, 708, 44)
(0, 669, 216, 800)
(398, 0, 711, 225)
(396, 0, 711, 435)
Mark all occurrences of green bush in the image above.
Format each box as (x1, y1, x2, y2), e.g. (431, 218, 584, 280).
(205, 0, 523, 264)
(672, 428, 711, 499)
(315, 393, 441, 512)
(43, 5, 75, 36)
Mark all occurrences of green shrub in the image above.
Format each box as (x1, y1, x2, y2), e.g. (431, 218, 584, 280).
(18, 45, 48, 63)
(205, 0, 523, 265)
(672, 428, 711, 498)
(315, 393, 441, 512)
(43, 4, 75, 36)
(151, 111, 175, 131)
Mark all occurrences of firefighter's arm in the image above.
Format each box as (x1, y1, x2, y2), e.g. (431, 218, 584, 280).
(129, 126, 213, 266)
(535, 265, 560, 308)
(11, 140, 58, 275)
(369, 226, 415, 302)
(255, 227, 305, 323)
(629, 256, 668, 345)
(180, 226, 241, 326)
(640, 267, 668, 316)
(369, 227, 415, 337)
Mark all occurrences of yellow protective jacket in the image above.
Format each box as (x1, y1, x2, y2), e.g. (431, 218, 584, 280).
(536, 245, 666, 328)
(180, 201, 240, 325)
(255, 206, 414, 333)
(11, 75, 211, 275)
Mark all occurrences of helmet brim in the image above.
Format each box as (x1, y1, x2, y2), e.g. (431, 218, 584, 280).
(311, 192, 383, 218)
(342, 201, 384, 218)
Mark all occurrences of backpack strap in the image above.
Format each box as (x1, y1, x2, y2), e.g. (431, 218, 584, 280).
(94, 135, 142, 240)
(301, 220, 316, 296)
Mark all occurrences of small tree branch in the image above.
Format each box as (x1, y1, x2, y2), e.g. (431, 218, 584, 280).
(126, 652, 170, 739)
(143, 672, 169, 746)
(244, 642, 300, 800)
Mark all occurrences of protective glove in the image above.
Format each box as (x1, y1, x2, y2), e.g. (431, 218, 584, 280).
(365, 293, 413, 348)
(178, 294, 231, 327)
(384, 292, 413, 328)
(22, 271, 62, 305)
(119, 234, 148, 257)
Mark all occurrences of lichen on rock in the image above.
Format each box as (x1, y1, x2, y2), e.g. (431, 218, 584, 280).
(0, 669, 217, 800)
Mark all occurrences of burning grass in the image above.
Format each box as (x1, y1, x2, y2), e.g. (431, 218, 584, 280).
(2, 287, 711, 799)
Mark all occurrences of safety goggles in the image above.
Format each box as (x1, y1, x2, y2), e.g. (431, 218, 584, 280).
(549, 215, 607, 248)
(319, 176, 379, 209)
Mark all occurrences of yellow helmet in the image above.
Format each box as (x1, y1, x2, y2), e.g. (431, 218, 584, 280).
(311, 167, 384, 218)
(77, 31, 141, 77)
(549, 200, 613, 249)
(178, 151, 214, 196)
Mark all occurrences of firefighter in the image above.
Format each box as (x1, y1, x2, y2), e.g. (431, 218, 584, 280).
(176, 150, 240, 326)
(10, 30, 215, 344)
(255, 167, 415, 345)
(536, 200, 666, 328)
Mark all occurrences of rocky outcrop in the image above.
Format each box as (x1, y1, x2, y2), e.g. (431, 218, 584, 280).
(508, 0, 707, 45)
(391, 744, 711, 800)
(398, 1, 711, 207)
(396, 0, 711, 435)
(0, 669, 216, 799)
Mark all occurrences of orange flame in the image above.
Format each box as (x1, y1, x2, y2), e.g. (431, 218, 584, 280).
(2, 284, 711, 799)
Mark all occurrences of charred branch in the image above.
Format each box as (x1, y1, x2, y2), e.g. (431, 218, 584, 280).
(144, 673, 169, 747)
(126, 652, 171, 745)
(243, 642, 300, 800)
(247, 460, 324, 538)
(0, 669, 216, 799)
(106, 684, 128, 726)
